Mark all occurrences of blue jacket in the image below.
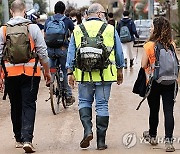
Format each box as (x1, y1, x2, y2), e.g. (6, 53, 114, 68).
(116, 17, 139, 42)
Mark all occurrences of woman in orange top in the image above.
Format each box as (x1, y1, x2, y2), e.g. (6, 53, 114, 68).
(141, 16, 177, 152)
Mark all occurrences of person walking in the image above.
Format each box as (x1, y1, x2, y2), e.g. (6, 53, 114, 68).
(141, 16, 178, 152)
(107, 12, 118, 28)
(44, 1, 75, 106)
(0, 0, 51, 153)
(66, 3, 124, 150)
(116, 10, 139, 69)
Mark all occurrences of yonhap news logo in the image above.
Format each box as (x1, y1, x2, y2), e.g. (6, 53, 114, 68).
(123, 132, 180, 149)
(122, 132, 137, 149)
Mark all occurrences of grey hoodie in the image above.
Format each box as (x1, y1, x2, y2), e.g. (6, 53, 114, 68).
(0, 16, 49, 65)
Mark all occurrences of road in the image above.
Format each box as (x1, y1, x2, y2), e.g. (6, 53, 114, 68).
(1, 47, 180, 154)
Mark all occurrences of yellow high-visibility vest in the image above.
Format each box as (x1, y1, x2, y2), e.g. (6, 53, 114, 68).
(73, 20, 117, 82)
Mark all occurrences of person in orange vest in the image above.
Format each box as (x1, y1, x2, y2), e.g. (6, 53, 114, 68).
(0, 1, 51, 153)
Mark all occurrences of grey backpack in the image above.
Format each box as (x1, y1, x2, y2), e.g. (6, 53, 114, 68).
(119, 21, 132, 43)
(153, 42, 179, 85)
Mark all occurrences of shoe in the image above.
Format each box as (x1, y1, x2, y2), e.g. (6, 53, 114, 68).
(15, 142, 23, 148)
(130, 59, 134, 67)
(66, 96, 75, 106)
(143, 131, 158, 146)
(23, 142, 36, 153)
(165, 141, 175, 152)
(124, 58, 127, 69)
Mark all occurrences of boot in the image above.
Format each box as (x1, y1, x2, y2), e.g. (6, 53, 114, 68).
(96, 116, 109, 150)
(124, 58, 127, 69)
(79, 107, 93, 148)
(130, 59, 134, 67)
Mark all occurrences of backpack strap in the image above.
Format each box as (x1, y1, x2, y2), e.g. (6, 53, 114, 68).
(59, 15, 66, 21)
(50, 16, 54, 21)
(154, 42, 162, 79)
(170, 44, 179, 66)
(96, 23, 107, 37)
(79, 24, 89, 37)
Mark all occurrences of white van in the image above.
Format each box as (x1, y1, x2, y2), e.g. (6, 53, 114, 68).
(134, 19, 153, 46)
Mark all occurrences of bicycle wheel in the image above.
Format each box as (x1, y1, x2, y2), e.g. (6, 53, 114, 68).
(61, 87, 67, 109)
(50, 74, 61, 115)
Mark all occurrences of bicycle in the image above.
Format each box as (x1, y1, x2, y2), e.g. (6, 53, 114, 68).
(46, 55, 67, 115)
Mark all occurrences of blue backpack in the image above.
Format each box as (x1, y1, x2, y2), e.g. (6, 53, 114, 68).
(119, 21, 132, 43)
(45, 16, 66, 48)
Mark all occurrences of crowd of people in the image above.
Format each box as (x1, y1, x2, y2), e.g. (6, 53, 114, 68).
(0, 0, 178, 153)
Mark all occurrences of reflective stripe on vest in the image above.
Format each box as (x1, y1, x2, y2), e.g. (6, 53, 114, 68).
(5, 59, 41, 77)
(73, 20, 117, 82)
(2, 25, 40, 77)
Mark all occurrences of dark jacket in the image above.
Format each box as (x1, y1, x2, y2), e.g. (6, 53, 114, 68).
(132, 67, 146, 97)
(116, 17, 139, 42)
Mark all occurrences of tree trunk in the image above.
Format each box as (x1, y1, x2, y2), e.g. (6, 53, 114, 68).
(125, 0, 131, 11)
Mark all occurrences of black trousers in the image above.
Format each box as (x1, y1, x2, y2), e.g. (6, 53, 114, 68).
(147, 80, 177, 139)
(6, 74, 40, 142)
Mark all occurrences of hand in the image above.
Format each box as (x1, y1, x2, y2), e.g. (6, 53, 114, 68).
(0, 78, 4, 93)
(68, 74, 76, 89)
(44, 72, 51, 87)
(117, 69, 123, 85)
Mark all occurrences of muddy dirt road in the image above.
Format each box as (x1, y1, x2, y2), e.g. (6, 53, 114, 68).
(1, 47, 180, 154)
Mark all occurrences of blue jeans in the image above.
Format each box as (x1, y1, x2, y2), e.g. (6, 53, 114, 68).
(48, 48, 72, 97)
(78, 82, 112, 116)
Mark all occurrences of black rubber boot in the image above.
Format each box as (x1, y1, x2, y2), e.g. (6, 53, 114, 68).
(96, 116, 109, 150)
(79, 107, 93, 148)
(124, 58, 127, 69)
(130, 59, 134, 67)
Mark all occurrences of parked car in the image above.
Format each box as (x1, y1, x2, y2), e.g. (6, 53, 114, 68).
(134, 19, 153, 46)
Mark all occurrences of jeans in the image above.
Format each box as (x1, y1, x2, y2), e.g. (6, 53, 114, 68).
(48, 48, 72, 97)
(147, 80, 177, 139)
(78, 82, 112, 116)
(6, 74, 40, 142)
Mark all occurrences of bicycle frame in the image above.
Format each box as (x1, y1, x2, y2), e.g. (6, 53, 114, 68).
(49, 55, 67, 115)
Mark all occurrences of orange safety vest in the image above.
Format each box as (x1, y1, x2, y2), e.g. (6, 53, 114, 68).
(2, 25, 41, 77)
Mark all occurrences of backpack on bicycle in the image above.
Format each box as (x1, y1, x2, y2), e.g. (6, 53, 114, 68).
(75, 23, 113, 82)
(3, 22, 37, 64)
(153, 42, 180, 85)
(45, 16, 66, 48)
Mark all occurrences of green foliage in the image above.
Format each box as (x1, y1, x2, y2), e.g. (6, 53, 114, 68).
(33, 0, 47, 14)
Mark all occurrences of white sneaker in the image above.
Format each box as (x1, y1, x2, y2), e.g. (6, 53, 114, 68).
(15, 142, 23, 148)
(23, 142, 36, 153)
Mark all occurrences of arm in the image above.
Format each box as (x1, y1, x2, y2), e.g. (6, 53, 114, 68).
(29, 24, 51, 85)
(114, 30, 124, 85)
(131, 21, 139, 38)
(141, 50, 149, 69)
(66, 34, 76, 88)
(68, 19, 75, 33)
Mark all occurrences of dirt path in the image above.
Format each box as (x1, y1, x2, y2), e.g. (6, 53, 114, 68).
(1, 47, 180, 154)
